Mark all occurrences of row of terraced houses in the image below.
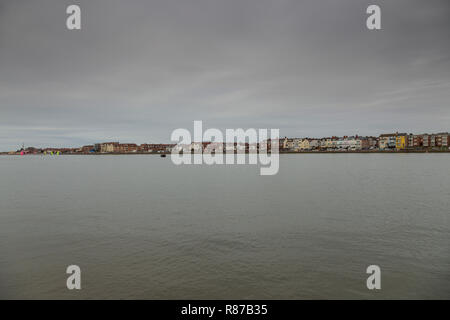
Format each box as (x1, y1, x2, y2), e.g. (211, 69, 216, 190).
(8, 131, 450, 155)
(81, 132, 450, 153)
(281, 132, 450, 151)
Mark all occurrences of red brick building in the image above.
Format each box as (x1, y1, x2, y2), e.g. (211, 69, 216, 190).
(118, 143, 138, 153)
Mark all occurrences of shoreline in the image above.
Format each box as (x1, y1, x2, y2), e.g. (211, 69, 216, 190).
(2, 149, 450, 156)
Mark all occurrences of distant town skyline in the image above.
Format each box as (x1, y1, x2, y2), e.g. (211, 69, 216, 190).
(3, 130, 449, 154)
(1, 0, 450, 151)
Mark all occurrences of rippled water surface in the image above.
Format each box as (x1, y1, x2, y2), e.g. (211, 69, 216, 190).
(0, 154, 449, 299)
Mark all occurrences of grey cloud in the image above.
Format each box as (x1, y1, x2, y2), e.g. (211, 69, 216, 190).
(0, 0, 449, 150)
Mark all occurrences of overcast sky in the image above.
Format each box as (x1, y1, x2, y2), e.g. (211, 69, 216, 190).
(0, 0, 449, 150)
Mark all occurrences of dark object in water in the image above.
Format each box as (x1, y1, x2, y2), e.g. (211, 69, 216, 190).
(160, 154, 166, 158)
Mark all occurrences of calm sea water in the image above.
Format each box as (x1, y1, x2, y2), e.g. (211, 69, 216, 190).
(0, 154, 449, 299)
